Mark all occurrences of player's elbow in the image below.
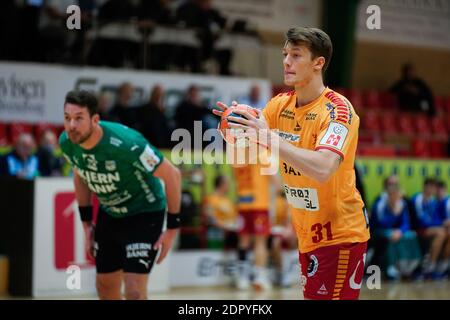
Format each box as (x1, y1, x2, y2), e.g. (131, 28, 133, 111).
(314, 166, 334, 184)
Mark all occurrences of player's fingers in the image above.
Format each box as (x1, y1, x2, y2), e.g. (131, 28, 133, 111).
(231, 108, 258, 121)
(157, 244, 169, 264)
(212, 109, 224, 116)
(216, 101, 229, 110)
(231, 101, 238, 106)
(228, 123, 249, 131)
(153, 235, 163, 250)
(227, 116, 252, 127)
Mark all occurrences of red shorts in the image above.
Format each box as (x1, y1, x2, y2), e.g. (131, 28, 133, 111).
(299, 242, 367, 300)
(237, 210, 270, 236)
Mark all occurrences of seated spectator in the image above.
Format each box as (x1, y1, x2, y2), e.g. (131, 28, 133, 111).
(97, 92, 114, 122)
(176, 0, 228, 73)
(202, 175, 238, 249)
(436, 180, 450, 275)
(38, 0, 79, 63)
(88, 0, 140, 68)
(138, 0, 177, 70)
(411, 178, 447, 277)
(239, 85, 267, 110)
(108, 82, 138, 128)
(136, 85, 172, 148)
(174, 85, 213, 147)
(0, 133, 39, 180)
(390, 63, 435, 116)
(36, 129, 63, 176)
(371, 175, 421, 280)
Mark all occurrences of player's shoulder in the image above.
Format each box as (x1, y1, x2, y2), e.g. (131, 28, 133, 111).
(101, 121, 147, 151)
(269, 90, 296, 104)
(321, 88, 359, 125)
(58, 131, 73, 154)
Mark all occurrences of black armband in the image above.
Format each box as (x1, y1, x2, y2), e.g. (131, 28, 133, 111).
(78, 206, 93, 222)
(167, 213, 181, 229)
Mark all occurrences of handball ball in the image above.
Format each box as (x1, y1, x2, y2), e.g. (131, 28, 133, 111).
(219, 104, 258, 147)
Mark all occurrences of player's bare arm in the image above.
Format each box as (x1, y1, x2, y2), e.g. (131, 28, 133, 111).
(73, 168, 95, 258)
(226, 107, 342, 183)
(153, 159, 182, 263)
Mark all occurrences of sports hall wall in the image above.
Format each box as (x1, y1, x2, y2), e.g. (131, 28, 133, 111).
(352, 0, 450, 95)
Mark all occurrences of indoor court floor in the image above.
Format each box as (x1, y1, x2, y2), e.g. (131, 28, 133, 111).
(1, 281, 449, 300)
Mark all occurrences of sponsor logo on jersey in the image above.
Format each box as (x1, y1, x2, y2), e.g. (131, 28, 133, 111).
(280, 109, 295, 120)
(82, 154, 98, 171)
(139, 145, 161, 172)
(294, 122, 301, 132)
(319, 122, 348, 150)
(110, 137, 123, 147)
(282, 162, 302, 176)
(105, 160, 116, 171)
(274, 130, 300, 142)
(305, 113, 317, 121)
(76, 168, 121, 194)
(284, 185, 319, 211)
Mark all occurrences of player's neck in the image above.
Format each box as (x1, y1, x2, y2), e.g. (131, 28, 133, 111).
(80, 124, 103, 150)
(294, 77, 326, 108)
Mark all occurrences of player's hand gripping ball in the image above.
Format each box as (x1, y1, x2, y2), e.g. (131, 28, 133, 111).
(219, 104, 259, 148)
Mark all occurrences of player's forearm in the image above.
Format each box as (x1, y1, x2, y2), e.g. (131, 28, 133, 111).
(275, 137, 338, 183)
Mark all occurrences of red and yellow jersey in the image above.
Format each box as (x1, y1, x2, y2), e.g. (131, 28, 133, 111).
(234, 164, 271, 211)
(263, 87, 370, 253)
(203, 193, 237, 226)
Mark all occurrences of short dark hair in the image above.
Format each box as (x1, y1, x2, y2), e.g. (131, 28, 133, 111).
(436, 180, 446, 189)
(285, 27, 333, 74)
(64, 90, 98, 116)
(424, 177, 437, 187)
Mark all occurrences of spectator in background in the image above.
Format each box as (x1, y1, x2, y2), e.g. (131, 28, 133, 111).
(109, 82, 137, 128)
(0, 133, 39, 180)
(139, 0, 175, 26)
(176, 0, 228, 73)
(136, 85, 172, 148)
(411, 178, 447, 277)
(174, 85, 211, 147)
(89, 0, 140, 67)
(436, 180, 450, 275)
(371, 175, 421, 280)
(36, 129, 63, 177)
(38, 0, 79, 63)
(390, 63, 435, 116)
(138, 0, 176, 70)
(240, 85, 266, 110)
(97, 92, 114, 122)
(202, 175, 238, 249)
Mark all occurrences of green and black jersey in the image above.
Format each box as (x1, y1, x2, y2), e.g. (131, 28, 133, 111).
(59, 121, 166, 218)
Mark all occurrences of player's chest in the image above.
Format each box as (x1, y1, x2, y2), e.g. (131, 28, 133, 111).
(70, 152, 124, 173)
(275, 109, 321, 148)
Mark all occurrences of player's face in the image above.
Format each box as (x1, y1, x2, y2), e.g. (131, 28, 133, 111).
(282, 43, 323, 87)
(64, 103, 98, 144)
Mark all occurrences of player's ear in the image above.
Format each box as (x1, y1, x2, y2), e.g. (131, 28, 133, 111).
(92, 113, 100, 124)
(313, 56, 325, 72)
